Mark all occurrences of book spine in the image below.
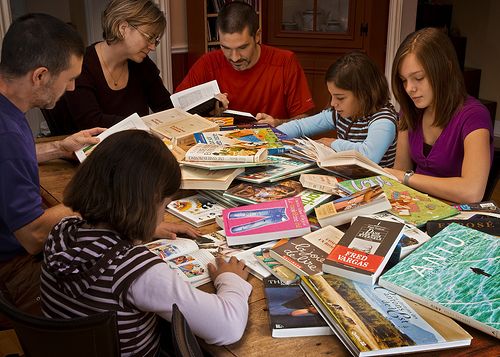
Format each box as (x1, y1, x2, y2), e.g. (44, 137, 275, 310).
(378, 279, 500, 339)
(267, 147, 286, 155)
(185, 153, 257, 163)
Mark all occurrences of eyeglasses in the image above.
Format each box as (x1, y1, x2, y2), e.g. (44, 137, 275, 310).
(130, 24, 161, 47)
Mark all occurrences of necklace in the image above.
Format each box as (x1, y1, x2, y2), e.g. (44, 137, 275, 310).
(98, 43, 126, 86)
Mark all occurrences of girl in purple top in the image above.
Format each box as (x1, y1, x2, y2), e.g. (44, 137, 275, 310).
(385, 27, 493, 203)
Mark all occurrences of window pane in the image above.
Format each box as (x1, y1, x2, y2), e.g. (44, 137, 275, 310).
(282, 0, 350, 33)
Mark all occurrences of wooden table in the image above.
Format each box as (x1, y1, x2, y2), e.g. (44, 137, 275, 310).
(37, 152, 500, 357)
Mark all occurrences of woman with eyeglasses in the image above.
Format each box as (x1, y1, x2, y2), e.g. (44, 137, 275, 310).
(50, 0, 174, 132)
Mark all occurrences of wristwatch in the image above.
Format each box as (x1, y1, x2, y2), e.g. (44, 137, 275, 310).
(404, 170, 414, 186)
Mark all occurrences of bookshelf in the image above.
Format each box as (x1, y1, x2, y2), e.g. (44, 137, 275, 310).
(186, 0, 262, 68)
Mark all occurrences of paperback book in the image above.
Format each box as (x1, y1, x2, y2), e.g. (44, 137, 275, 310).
(263, 276, 333, 338)
(142, 108, 219, 146)
(223, 180, 333, 214)
(300, 173, 348, 196)
(219, 123, 299, 151)
(185, 143, 268, 163)
(426, 217, 500, 237)
(323, 216, 405, 285)
(169, 80, 221, 116)
(180, 166, 244, 190)
(290, 137, 398, 181)
(270, 225, 344, 276)
(254, 247, 299, 285)
(236, 155, 315, 184)
(379, 223, 500, 338)
(337, 175, 458, 227)
(222, 196, 311, 246)
(194, 127, 285, 155)
(452, 200, 500, 214)
(145, 238, 215, 287)
(300, 275, 471, 356)
(166, 194, 226, 227)
(315, 185, 392, 227)
(179, 159, 273, 171)
(357, 212, 430, 260)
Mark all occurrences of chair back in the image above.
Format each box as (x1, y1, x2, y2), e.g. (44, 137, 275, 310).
(171, 304, 204, 357)
(0, 290, 119, 357)
(483, 148, 500, 201)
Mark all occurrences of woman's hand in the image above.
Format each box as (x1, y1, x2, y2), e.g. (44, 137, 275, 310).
(384, 168, 405, 183)
(208, 256, 249, 281)
(154, 222, 201, 240)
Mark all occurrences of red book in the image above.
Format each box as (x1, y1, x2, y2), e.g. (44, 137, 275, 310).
(322, 216, 404, 285)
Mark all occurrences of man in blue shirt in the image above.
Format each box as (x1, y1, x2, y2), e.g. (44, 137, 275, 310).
(0, 13, 105, 323)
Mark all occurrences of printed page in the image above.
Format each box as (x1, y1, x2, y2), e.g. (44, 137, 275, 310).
(144, 238, 199, 261)
(167, 249, 214, 285)
(171, 80, 220, 111)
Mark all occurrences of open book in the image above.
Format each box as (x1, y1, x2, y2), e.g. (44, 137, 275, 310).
(292, 137, 399, 181)
(170, 80, 221, 116)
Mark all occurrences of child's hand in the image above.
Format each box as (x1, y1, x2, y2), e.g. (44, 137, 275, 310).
(207, 256, 249, 281)
(154, 222, 201, 240)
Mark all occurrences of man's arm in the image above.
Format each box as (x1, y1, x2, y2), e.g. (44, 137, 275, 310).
(36, 127, 105, 163)
(13, 204, 75, 255)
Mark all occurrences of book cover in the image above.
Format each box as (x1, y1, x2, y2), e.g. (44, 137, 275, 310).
(379, 223, 500, 338)
(223, 180, 333, 214)
(452, 200, 500, 214)
(323, 216, 405, 285)
(254, 247, 299, 285)
(194, 127, 285, 155)
(220, 109, 257, 125)
(270, 225, 344, 276)
(142, 109, 219, 146)
(426, 217, 500, 237)
(337, 175, 458, 227)
(185, 143, 268, 163)
(315, 185, 392, 227)
(300, 275, 471, 356)
(219, 123, 299, 151)
(356, 212, 430, 260)
(222, 196, 311, 246)
(166, 194, 226, 227)
(180, 166, 244, 190)
(179, 159, 273, 170)
(75, 113, 149, 162)
(145, 238, 215, 287)
(236, 155, 315, 184)
(263, 276, 333, 338)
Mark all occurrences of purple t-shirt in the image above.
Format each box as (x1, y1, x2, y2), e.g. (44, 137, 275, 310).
(408, 96, 493, 177)
(0, 93, 44, 261)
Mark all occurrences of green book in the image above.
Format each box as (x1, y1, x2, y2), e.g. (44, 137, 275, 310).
(336, 175, 458, 227)
(379, 223, 500, 339)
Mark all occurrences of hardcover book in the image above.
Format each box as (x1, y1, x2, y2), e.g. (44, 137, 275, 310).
(300, 275, 471, 356)
(263, 276, 333, 338)
(166, 194, 226, 227)
(315, 185, 392, 227)
(379, 223, 500, 338)
(323, 216, 405, 285)
(194, 127, 285, 155)
(169, 80, 221, 116)
(337, 175, 458, 227)
(145, 238, 215, 287)
(223, 180, 333, 214)
(222, 196, 311, 246)
(426, 217, 500, 237)
(185, 143, 268, 163)
(236, 155, 315, 184)
(180, 166, 244, 190)
(270, 225, 344, 276)
(142, 108, 219, 146)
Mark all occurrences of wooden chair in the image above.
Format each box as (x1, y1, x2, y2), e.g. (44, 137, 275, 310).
(0, 289, 119, 357)
(171, 303, 204, 357)
(483, 148, 500, 201)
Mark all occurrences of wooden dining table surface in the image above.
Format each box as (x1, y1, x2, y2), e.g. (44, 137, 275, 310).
(36, 137, 500, 357)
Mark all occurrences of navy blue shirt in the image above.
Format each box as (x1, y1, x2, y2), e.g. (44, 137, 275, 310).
(0, 93, 44, 261)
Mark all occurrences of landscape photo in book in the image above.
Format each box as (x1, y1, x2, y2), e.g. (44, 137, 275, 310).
(379, 223, 500, 338)
(337, 175, 458, 227)
(301, 275, 471, 356)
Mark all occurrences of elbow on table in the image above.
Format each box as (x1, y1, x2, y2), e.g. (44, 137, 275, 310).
(453, 189, 485, 205)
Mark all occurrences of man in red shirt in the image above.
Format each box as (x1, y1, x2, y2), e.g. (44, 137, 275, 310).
(176, 1, 314, 120)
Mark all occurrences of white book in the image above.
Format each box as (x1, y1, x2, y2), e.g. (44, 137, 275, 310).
(170, 80, 221, 116)
(180, 166, 244, 190)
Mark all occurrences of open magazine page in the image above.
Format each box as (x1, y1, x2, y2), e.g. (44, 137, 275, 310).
(167, 250, 214, 287)
(170, 80, 220, 112)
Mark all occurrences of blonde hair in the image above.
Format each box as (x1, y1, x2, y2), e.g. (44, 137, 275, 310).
(392, 27, 467, 131)
(101, 0, 166, 45)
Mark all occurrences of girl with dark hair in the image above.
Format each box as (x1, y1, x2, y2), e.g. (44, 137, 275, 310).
(40, 130, 251, 356)
(385, 27, 493, 203)
(265, 51, 398, 167)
